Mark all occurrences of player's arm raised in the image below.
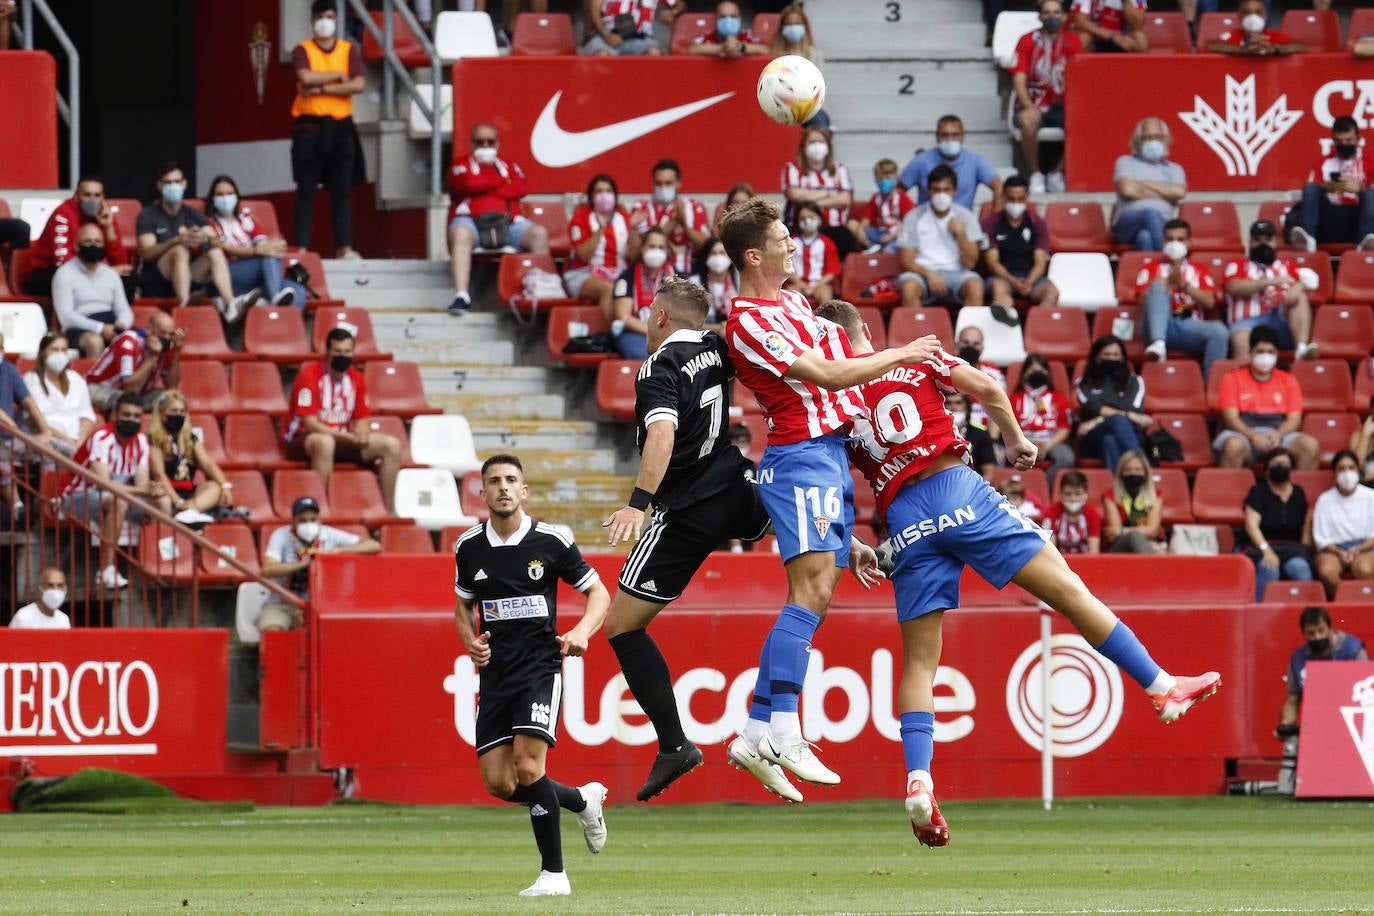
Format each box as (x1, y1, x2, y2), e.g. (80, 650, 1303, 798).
(604, 419, 675, 544)
(952, 363, 1037, 471)
(785, 333, 942, 391)
(453, 595, 490, 667)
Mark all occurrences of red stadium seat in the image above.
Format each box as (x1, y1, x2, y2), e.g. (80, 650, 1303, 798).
(993, 467, 1050, 505)
(1334, 251, 1374, 304)
(198, 523, 261, 585)
(1355, 358, 1374, 413)
(178, 360, 234, 415)
(361, 11, 430, 66)
(380, 523, 436, 554)
(1279, 9, 1341, 53)
(839, 252, 901, 310)
(888, 307, 954, 350)
(1151, 413, 1213, 470)
(459, 470, 489, 523)
(670, 12, 716, 52)
(1290, 469, 1329, 502)
(858, 305, 887, 350)
(222, 469, 280, 528)
(106, 199, 141, 257)
(546, 306, 612, 368)
(136, 522, 197, 584)
(1190, 467, 1255, 526)
(1142, 361, 1206, 414)
(752, 12, 780, 44)
(440, 524, 475, 555)
(283, 251, 344, 308)
(1196, 12, 1241, 49)
(1048, 467, 1110, 505)
(1004, 358, 1071, 395)
(1191, 250, 1234, 288)
(1023, 307, 1090, 364)
(521, 202, 571, 259)
(1151, 467, 1195, 525)
(1178, 201, 1242, 253)
(229, 361, 290, 418)
(1302, 412, 1359, 465)
(1113, 251, 1161, 304)
(222, 412, 301, 471)
(1205, 358, 1247, 412)
(328, 469, 396, 528)
(1263, 580, 1327, 604)
(360, 414, 416, 467)
(1090, 305, 1144, 363)
(173, 306, 243, 362)
(363, 361, 442, 418)
(1257, 200, 1293, 236)
(1045, 202, 1112, 255)
(1348, 9, 1374, 52)
(1142, 11, 1193, 52)
(1291, 360, 1354, 413)
(271, 468, 330, 521)
(6, 248, 35, 300)
(238, 200, 282, 242)
(189, 413, 229, 469)
(1277, 250, 1333, 304)
(511, 12, 576, 55)
(1311, 304, 1374, 362)
(244, 306, 314, 364)
(1335, 580, 1374, 603)
(498, 252, 580, 316)
(311, 307, 391, 361)
(595, 359, 642, 421)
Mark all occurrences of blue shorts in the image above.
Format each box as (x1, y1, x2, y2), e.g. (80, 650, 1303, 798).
(1228, 310, 1295, 350)
(757, 434, 854, 567)
(886, 464, 1049, 620)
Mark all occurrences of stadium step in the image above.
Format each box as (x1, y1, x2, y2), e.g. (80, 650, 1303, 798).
(429, 391, 566, 420)
(807, 0, 984, 49)
(518, 450, 619, 479)
(371, 311, 510, 344)
(469, 419, 603, 453)
(825, 60, 999, 134)
(322, 257, 454, 310)
(416, 364, 550, 396)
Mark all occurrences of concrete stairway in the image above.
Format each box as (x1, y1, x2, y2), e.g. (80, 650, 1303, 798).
(323, 258, 635, 548)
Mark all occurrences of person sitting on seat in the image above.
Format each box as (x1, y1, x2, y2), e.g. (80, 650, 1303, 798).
(982, 176, 1058, 318)
(51, 222, 135, 359)
(1312, 449, 1374, 599)
(1102, 450, 1165, 553)
(1223, 220, 1317, 361)
(854, 158, 911, 255)
(259, 495, 380, 631)
(1009, 0, 1082, 193)
(686, 1, 768, 56)
(1289, 115, 1374, 253)
(206, 174, 308, 308)
(84, 308, 185, 413)
(1205, 0, 1305, 56)
(896, 164, 986, 309)
(1071, 0, 1148, 52)
(786, 201, 840, 308)
(22, 332, 96, 460)
(24, 173, 132, 298)
(1213, 325, 1321, 470)
(147, 390, 234, 527)
(8, 567, 72, 629)
(583, 0, 683, 55)
(1137, 218, 1228, 379)
(1243, 448, 1315, 601)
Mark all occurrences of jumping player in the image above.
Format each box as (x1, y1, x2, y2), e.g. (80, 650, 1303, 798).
(452, 454, 612, 897)
(716, 198, 940, 798)
(816, 299, 1221, 847)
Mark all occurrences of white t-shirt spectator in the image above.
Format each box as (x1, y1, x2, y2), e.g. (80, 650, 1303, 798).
(897, 202, 986, 272)
(1313, 484, 1374, 549)
(22, 369, 96, 442)
(9, 602, 72, 629)
(264, 523, 361, 598)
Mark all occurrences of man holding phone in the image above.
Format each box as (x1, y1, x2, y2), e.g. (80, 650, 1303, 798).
(1290, 115, 1374, 253)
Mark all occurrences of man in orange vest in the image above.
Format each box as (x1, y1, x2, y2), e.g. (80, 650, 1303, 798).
(291, 1, 366, 259)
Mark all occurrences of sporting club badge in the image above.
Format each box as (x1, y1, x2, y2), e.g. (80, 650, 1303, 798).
(527, 560, 545, 581)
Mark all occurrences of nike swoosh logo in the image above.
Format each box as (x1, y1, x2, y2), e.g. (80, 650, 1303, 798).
(530, 90, 734, 168)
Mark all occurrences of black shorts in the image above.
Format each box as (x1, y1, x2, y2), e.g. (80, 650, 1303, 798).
(474, 671, 562, 756)
(618, 471, 771, 603)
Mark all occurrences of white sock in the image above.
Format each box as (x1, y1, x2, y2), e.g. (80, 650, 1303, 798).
(741, 718, 768, 746)
(907, 769, 934, 793)
(769, 711, 801, 745)
(1147, 670, 1177, 695)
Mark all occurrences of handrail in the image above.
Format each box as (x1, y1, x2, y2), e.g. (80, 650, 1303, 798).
(345, 0, 444, 196)
(3, 423, 305, 611)
(16, 0, 80, 188)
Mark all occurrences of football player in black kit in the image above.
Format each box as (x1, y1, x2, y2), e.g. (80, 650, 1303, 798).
(453, 454, 612, 898)
(602, 277, 882, 803)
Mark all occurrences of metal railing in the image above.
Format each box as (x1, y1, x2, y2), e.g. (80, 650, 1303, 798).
(14, 0, 79, 188)
(345, 0, 444, 196)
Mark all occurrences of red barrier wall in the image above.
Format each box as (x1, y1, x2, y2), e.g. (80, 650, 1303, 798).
(0, 52, 58, 189)
(1066, 53, 1374, 192)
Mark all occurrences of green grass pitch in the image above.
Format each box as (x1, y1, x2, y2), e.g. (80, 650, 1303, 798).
(0, 796, 1368, 914)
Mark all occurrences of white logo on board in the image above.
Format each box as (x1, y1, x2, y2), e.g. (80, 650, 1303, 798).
(1178, 74, 1303, 177)
(1340, 676, 1374, 788)
(1005, 635, 1123, 758)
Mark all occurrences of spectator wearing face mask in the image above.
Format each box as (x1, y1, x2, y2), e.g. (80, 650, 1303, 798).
(84, 308, 185, 413)
(955, 325, 1007, 433)
(630, 158, 709, 275)
(1070, 0, 1148, 53)
(1103, 450, 1164, 553)
(687, 1, 768, 56)
(982, 176, 1058, 319)
(611, 227, 676, 358)
(259, 495, 380, 631)
(9, 567, 72, 630)
(1111, 117, 1186, 252)
(1009, 352, 1075, 482)
(25, 174, 130, 298)
(1043, 470, 1101, 554)
(781, 127, 858, 258)
(1214, 324, 1320, 470)
(50, 222, 135, 359)
(147, 390, 233, 528)
(1289, 115, 1374, 254)
(899, 115, 1004, 209)
(1312, 449, 1374, 598)
(769, 4, 828, 130)
(1224, 220, 1316, 361)
(944, 391, 997, 480)
(855, 159, 911, 255)
(690, 236, 739, 332)
(1204, 0, 1304, 56)
(896, 164, 986, 309)
(22, 332, 96, 461)
(786, 202, 839, 308)
(1243, 448, 1315, 601)
(1074, 334, 1149, 476)
(1010, 0, 1081, 194)
(205, 174, 308, 309)
(1279, 605, 1367, 741)
(1138, 218, 1228, 379)
(583, 0, 684, 56)
(566, 173, 637, 321)
(998, 477, 1044, 520)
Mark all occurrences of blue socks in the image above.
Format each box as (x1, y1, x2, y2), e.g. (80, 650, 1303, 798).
(900, 711, 935, 774)
(748, 631, 775, 727)
(1094, 621, 1163, 690)
(766, 604, 821, 714)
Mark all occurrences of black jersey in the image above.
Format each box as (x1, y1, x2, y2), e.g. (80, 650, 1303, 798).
(453, 515, 598, 693)
(635, 329, 751, 509)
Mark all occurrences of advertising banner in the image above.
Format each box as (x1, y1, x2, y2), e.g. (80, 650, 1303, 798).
(1295, 661, 1374, 798)
(451, 57, 800, 194)
(1066, 54, 1374, 192)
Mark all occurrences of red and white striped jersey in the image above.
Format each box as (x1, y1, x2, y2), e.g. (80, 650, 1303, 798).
(208, 212, 268, 252)
(1223, 257, 1299, 323)
(568, 206, 631, 276)
(862, 189, 914, 229)
(845, 349, 971, 518)
(64, 423, 149, 495)
(595, 0, 658, 35)
(1135, 257, 1216, 320)
(283, 361, 370, 442)
(790, 233, 840, 285)
(726, 288, 865, 446)
(1072, 0, 1144, 33)
(632, 197, 709, 273)
(781, 161, 854, 227)
(84, 330, 175, 394)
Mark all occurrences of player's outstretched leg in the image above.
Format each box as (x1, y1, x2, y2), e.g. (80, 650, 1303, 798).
(1011, 544, 1221, 722)
(575, 782, 608, 853)
(898, 611, 950, 847)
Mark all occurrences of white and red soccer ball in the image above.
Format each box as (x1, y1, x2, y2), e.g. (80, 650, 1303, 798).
(756, 55, 826, 127)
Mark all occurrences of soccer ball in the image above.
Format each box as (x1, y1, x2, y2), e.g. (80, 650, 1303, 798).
(756, 55, 826, 127)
